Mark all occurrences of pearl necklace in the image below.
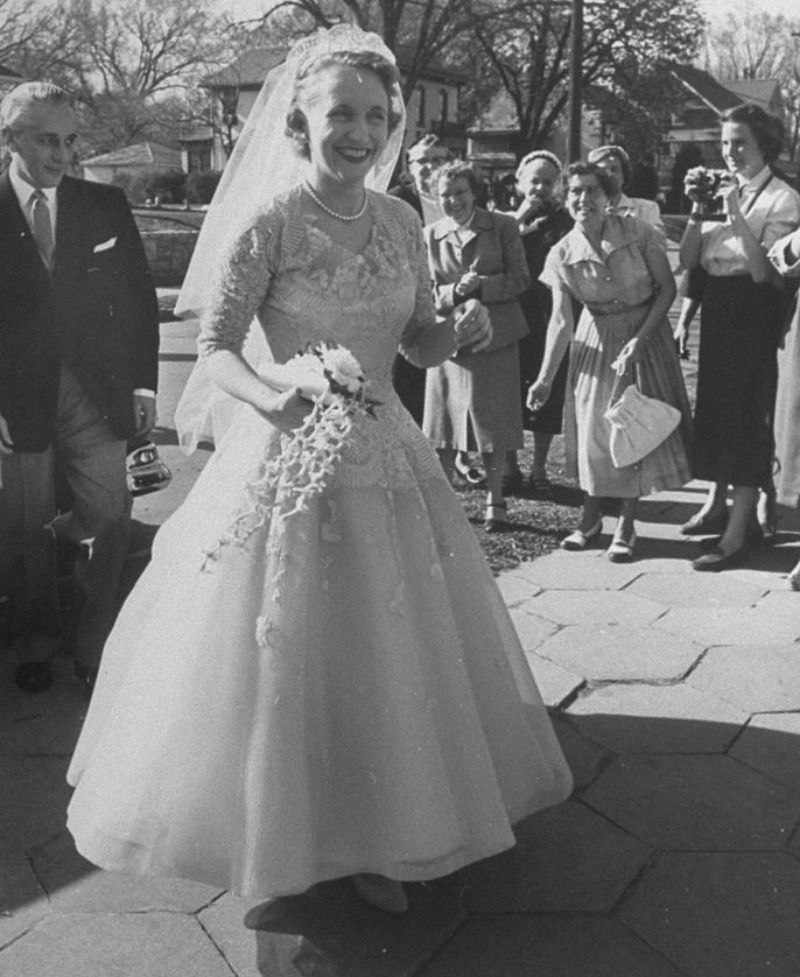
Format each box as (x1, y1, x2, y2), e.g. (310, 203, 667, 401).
(305, 183, 368, 222)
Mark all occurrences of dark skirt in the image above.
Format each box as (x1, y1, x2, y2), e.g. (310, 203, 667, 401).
(392, 354, 426, 427)
(692, 275, 783, 488)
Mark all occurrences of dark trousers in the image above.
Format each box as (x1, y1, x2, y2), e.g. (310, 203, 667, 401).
(0, 365, 131, 668)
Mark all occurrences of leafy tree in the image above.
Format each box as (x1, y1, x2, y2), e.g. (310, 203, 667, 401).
(704, 10, 800, 161)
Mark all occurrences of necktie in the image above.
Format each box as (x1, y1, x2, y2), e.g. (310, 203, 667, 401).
(31, 189, 55, 268)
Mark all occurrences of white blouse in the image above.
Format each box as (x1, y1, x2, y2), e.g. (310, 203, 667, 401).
(700, 167, 800, 277)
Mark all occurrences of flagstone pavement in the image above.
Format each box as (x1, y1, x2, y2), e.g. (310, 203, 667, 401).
(2, 303, 800, 977)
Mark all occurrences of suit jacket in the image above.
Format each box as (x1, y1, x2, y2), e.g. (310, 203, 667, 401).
(0, 174, 160, 452)
(425, 207, 530, 354)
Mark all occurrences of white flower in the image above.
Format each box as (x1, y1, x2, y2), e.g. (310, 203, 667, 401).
(319, 346, 365, 396)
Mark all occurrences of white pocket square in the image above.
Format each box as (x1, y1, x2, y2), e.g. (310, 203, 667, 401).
(93, 237, 117, 253)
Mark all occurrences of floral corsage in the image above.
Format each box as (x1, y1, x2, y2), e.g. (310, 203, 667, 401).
(203, 343, 378, 565)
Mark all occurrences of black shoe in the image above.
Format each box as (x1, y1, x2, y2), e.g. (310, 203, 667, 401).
(74, 662, 99, 698)
(692, 546, 749, 572)
(680, 510, 729, 537)
(15, 661, 54, 694)
(501, 469, 523, 496)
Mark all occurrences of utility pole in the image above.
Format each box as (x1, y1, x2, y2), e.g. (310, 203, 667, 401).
(568, 0, 583, 161)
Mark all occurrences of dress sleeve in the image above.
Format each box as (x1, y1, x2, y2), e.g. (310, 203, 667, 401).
(769, 232, 800, 277)
(398, 207, 439, 361)
(478, 213, 531, 304)
(197, 210, 281, 358)
(760, 186, 800, 251)
(540, 241, 568, 292)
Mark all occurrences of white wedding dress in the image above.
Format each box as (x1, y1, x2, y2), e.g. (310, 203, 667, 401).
(67, 188, 572, 898)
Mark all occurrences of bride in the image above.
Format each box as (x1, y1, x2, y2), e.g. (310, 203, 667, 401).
(66, 24, 572, 916)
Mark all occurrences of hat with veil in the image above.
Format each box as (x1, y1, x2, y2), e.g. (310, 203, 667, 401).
(174, 24, 407, 453)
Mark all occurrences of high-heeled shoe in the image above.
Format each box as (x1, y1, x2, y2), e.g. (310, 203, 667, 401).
(560, 519, 602, 551)
(484, 501, 508, 533)
(352, 874, 408, 915)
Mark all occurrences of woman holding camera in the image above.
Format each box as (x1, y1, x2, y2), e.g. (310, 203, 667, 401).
(679, 104, 800, 570)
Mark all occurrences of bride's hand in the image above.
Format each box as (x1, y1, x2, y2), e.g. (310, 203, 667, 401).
(255, 386, 315, 434)
(454, 299, 492, 353)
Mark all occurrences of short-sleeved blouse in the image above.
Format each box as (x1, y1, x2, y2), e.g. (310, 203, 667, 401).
(700, 167, 800, 277)
(540, 215, 664, 312)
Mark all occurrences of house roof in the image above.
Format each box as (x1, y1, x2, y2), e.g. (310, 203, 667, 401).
(202, 43, 469, 90)
(725, 78, 780, 109)
(670, 64, 743, 114)
(82, 141, 182, 169)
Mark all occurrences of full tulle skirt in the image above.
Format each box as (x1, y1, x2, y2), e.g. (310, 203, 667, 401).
(67, 402, 572, 898)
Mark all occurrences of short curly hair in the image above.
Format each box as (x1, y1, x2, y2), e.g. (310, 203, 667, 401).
(285, 50, 403, 159)
(722, 103, 785, 164)
(433, 160, 484, 197)
(566, 161, 616, 199)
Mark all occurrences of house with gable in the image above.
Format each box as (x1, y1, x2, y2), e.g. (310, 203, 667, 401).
(180, 44, 469, 175)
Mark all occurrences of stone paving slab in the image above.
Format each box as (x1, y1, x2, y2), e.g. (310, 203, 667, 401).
(0, 757, 72, 852)
(0, 911, 233, 977)
(199, 881, 467, 977)
(508, 550, 643, 591)
(729, 712, 800, 793)
(537, 625, 703, 682)
(438, 802, 651, 914)
(0, 660, 87, 756)
(686, 644, 800, 712)
(29, 831, 223, 915)
(654, 601, 800, 645)
(416, 914, 688, 977)
(550, 715, 610, 790)
(618, 852, 800, 977)
(525, 588, 667, 628)
(505, 607, 558, 653)
(566, 683, 749, 754)
(626, 571, 768, 608)
(583, 754, 800, 851)
(536, 623, 703, 682)
(523, 652, 583, 707)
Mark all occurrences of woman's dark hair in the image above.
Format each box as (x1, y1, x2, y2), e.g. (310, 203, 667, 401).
(434, 160, 484, 197)
(566, 161, 616, 198)
(286, 50, 403, 159)
(722, 104, 785, 165)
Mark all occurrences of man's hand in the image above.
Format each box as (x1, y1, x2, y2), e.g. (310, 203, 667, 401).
(0, 412, 14, 454)
(133, 394, 157, 437)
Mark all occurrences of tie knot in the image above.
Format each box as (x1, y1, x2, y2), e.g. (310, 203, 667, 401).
(32, 188, 46, 203)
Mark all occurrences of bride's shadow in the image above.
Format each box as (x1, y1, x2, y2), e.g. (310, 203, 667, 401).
(244, 879, 464, 976)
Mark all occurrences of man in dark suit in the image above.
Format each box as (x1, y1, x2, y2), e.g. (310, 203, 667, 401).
(0, 83, 160, 694)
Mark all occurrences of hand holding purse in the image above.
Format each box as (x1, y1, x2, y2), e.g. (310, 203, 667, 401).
(604, 365, 681, 469)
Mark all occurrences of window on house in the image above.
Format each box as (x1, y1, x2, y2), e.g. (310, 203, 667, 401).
(417, 85, 426, 127)
(188, 147, 212, 173)
(440, 88, 449, 124)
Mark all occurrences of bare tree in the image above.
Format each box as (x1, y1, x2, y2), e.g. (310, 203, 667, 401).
(705, 10, 800, 162)
(465, 0, 703, 157)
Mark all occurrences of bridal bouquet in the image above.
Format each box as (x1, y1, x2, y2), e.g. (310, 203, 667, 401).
(684, 166, 732, 213)
(203, 343, 378, 565)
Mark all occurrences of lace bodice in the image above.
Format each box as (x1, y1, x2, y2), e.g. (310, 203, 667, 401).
(197, 186, 444, 489)
(199, 186, 435, 398)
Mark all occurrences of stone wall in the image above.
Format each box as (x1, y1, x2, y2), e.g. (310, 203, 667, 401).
(140, 229, 199, 287)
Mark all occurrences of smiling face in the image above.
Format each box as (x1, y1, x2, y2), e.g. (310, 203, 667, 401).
(721, 121, 766, 180)
(299, 63, 389, 191)
(566, 173, 608, 226)
(4, 100, 78, 189)
(438, 175, 476, 225)
(516, 158, 560, 205)
(593, 154, 624, 197)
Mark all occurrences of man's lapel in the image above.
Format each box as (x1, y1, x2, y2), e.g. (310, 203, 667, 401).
(0, 172, 52, 276)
